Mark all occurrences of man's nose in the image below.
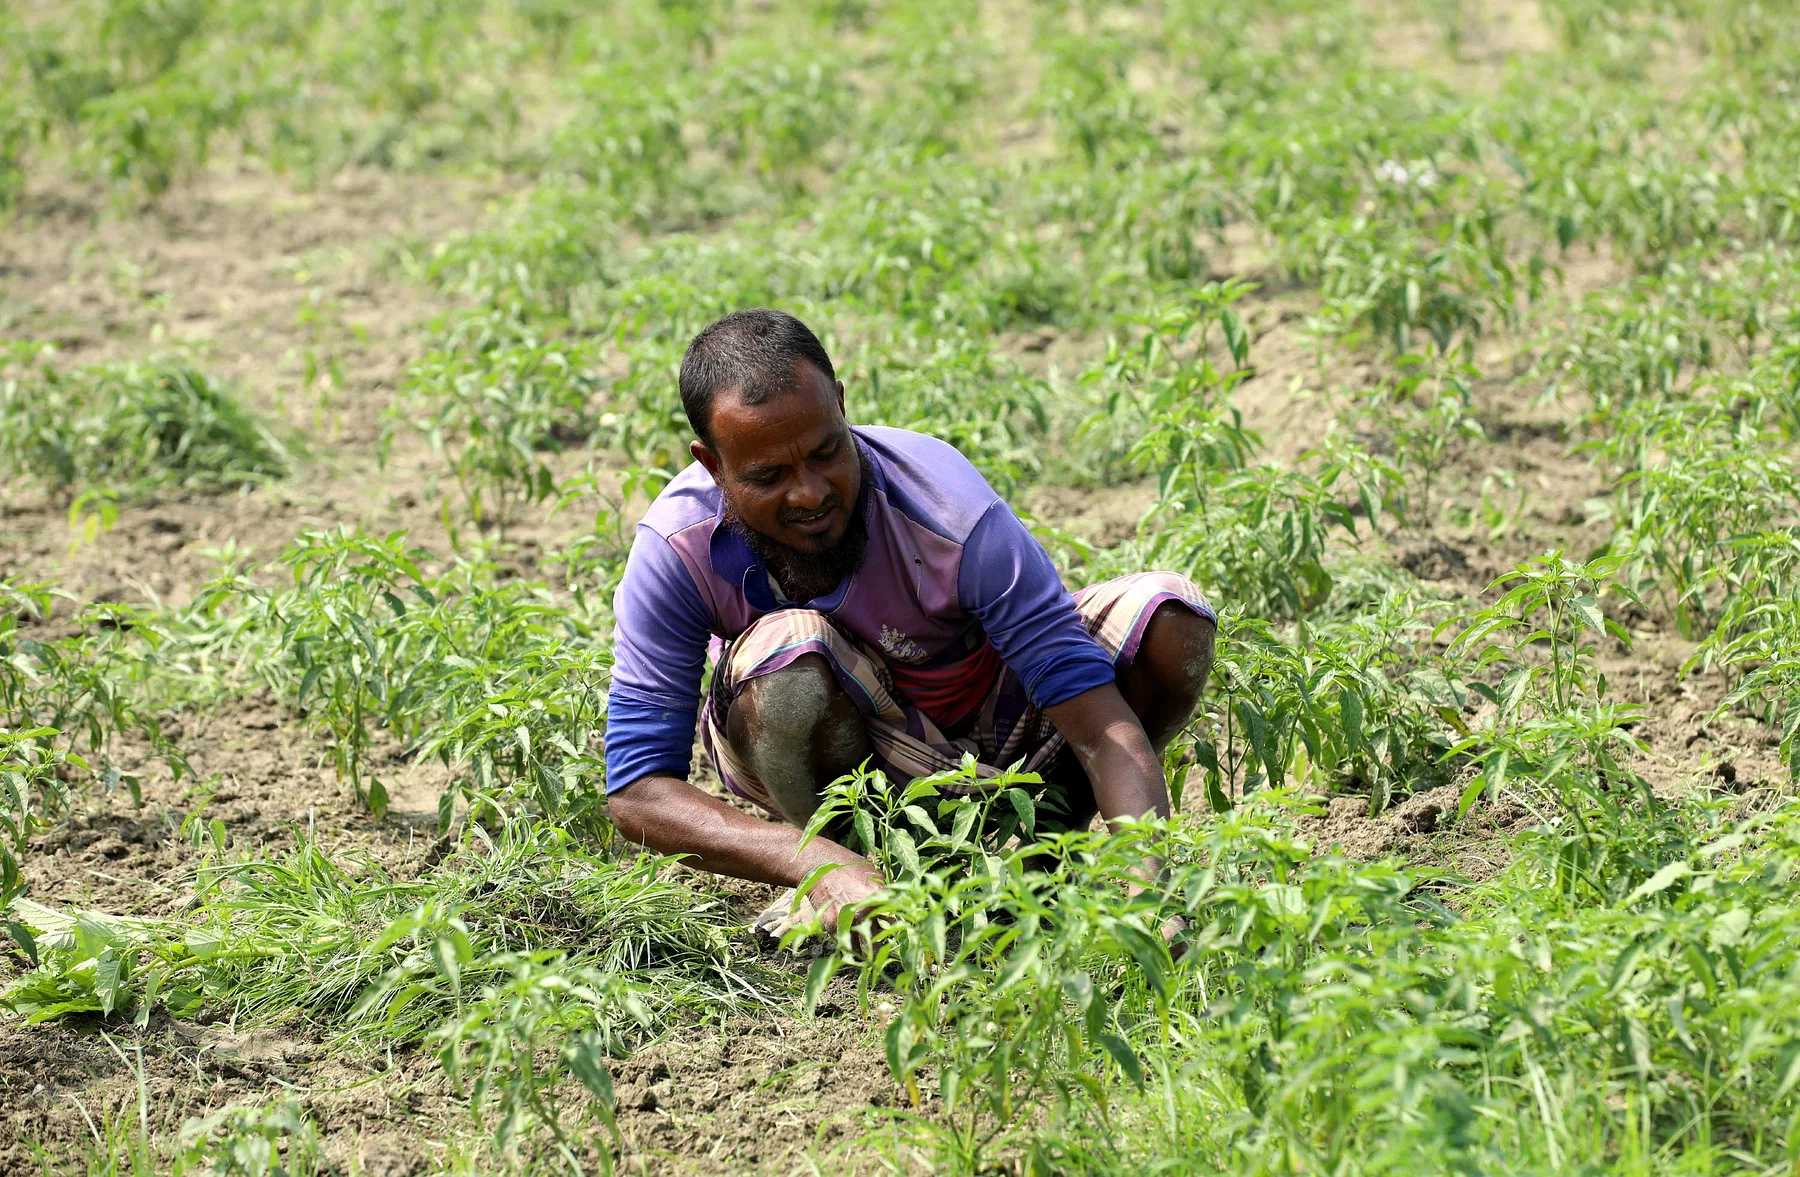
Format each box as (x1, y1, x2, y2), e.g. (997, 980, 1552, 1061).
(788, 466, 828, 510)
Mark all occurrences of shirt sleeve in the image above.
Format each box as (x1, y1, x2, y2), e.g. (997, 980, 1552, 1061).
(605, 525, 714, 792)
(957, 500, 1116, 708)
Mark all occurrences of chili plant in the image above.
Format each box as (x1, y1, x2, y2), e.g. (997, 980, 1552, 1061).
(388, 321, 605, 530)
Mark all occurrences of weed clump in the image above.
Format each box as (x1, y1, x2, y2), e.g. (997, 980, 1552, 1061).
(0, 351, 287, 499)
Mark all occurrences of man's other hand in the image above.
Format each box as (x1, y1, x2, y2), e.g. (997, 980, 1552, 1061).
(810, 858, 886, 933)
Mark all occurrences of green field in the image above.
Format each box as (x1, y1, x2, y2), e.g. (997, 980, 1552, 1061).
(4, 0, 1800, 1172)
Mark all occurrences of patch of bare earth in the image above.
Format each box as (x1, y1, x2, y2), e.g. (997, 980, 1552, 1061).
(0, 162, 520, 604)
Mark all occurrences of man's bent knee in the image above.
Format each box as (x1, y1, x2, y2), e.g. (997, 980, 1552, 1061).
(1148, 601, 1216, 692)
(733, 654, 839, 741)
(728, 654, 869, 826)
(1123, 601, 1216, 750)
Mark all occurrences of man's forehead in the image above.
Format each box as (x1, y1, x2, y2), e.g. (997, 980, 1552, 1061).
(712, 381, 842, 465)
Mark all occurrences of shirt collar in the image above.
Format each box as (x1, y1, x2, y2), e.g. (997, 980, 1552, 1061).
(708, 504, 776, 612)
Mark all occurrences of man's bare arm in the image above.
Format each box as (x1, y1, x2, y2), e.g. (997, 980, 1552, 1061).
(1043, 682, 1169, 827)
(1044, 682, 1187, 949)
(607, 775, 884, 926)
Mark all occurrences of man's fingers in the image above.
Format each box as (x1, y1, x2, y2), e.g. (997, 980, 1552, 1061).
(751, 889, 819, 951)
(752, 888, 805, 931)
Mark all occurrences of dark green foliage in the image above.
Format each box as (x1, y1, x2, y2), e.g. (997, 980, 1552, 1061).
(209, 528, 612, 829)
(0, 578, 189, 805)
(812, 766, 1800, 1173)
(4, 819, 777, 1053)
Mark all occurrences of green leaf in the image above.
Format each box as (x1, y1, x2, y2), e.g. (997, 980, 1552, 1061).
(885, 1016, 915, 1084)
(1709, 907, 1750, 948)
(1457, 772, 1486, 821)
(1237, 700, 1280, 788)
(852, 808, 877, 857)
(889, 828, 922, 879)
(995, 939, 1043, 992)
(1500, 668, 1532, 715)
(562, 1030, 617, 1111)
(1005, 788, 1036, 838)
(803, 955, 841, 1016)
(940, 1065, 964, 1113)
(430, 926, 473, 994)
(347, 610, 380, 661)
(1625, 861, 1692, 905)
(1606, 941, 1644, 997)
(1205, 768, 1231, 813)
(74, 912, 131, 959)
(136, 966, 164, 1029)
(166, 988, 203, 1018)
(1569, 594, 1605, 633)
(20, 993, 107, 1024)
(10, 899, 75, 950)
(949, 802, 979, 849)
(1339, 686, 1364, 752)
(1776, 1041, 1800, 1101)
(1098, 1032, 1145, 1088)
(4, 921, 38, 965)
(901, 804, 938, 835)
(1263, 883, 1306, 917)
(793, 861, 844, 906)
(1110, 921, 1168, 1002)
(924, 912, 946, 963)
(297, 662, 325, 707)
(184, 927, 225, 960)
(94, 948, 125, 1017)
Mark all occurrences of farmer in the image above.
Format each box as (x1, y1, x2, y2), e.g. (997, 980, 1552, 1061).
(605, 309, 1216, 933)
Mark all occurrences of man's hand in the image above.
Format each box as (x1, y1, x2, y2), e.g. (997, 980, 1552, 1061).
(809, 858, 886, 932)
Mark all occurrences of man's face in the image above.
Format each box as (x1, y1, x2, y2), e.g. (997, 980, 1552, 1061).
(691, 360, 862, 554)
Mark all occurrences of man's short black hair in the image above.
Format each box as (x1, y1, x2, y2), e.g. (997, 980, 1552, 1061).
(679, 309, 837, 447)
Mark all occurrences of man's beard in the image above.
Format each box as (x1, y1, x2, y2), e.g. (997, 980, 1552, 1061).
(724, 486, 870, 605)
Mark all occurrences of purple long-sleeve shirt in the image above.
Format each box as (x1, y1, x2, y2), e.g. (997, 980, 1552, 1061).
(604, 426, 1117, 791)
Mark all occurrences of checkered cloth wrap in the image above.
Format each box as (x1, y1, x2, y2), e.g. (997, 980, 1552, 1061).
(700, 571, 1212, 817)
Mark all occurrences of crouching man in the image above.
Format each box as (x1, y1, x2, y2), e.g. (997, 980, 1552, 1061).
(605, 309, 1216, 931)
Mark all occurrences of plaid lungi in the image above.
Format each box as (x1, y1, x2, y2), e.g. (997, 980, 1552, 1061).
(700, 571, 1213, 818)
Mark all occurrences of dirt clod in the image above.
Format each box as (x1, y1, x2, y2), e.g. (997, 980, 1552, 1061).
(1399, 538, 1473, 583)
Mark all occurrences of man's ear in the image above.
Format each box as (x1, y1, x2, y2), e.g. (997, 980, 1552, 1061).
(691, 438, 721, 481)
(834, 379, 846, 415)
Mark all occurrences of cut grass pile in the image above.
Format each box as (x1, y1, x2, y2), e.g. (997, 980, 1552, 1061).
(0, 350, 288, 499)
